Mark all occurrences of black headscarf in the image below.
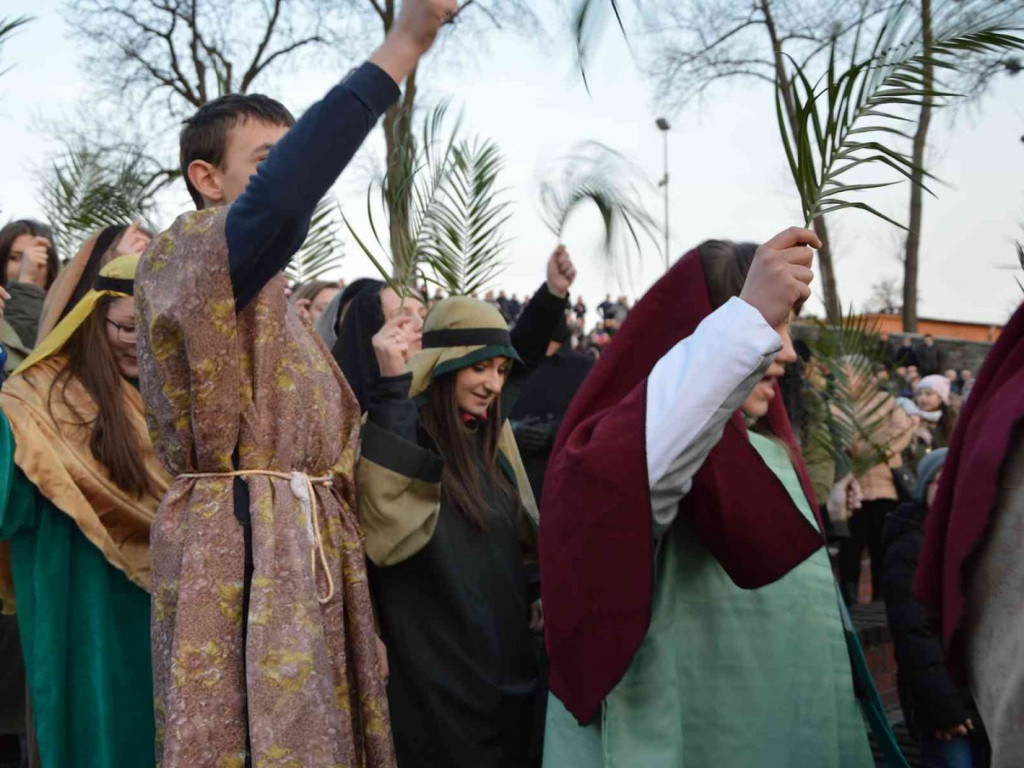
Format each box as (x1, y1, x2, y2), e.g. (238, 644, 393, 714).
(330, 279, 385, 412)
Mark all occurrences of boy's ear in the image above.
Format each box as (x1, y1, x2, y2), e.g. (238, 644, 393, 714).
(187, 160, 225, 207)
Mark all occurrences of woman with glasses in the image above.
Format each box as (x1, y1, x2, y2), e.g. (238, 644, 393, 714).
(0, 255, 170, 768)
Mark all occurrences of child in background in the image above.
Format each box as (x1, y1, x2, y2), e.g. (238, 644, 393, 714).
(916, 375, 958, 449)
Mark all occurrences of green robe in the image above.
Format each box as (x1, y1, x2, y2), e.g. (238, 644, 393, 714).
(543, 432, 874, 768)
(0, 415, 154, 768)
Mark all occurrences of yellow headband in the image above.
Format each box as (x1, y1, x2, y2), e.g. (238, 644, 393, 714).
(13, 254, 140, 378)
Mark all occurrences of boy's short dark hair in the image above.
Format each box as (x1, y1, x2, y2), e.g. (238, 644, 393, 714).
(180, 93, 295, 209)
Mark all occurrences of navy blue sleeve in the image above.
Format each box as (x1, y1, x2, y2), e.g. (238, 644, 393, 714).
(510, 283, 568, 369)
(226, 62, 401, 312)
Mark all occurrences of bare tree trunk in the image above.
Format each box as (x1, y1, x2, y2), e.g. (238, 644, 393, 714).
(811, 215, 841, 322)
(903, 0, 933, 333)
(762, 0, 841, 323)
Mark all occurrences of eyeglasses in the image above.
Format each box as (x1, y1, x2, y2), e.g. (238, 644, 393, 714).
(106, 319, 138, 344)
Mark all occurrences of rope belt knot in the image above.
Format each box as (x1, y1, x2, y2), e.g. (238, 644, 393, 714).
(177, 469, 336, 604)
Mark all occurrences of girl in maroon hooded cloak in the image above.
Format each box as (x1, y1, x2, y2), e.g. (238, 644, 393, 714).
(540, 230, 901, 767)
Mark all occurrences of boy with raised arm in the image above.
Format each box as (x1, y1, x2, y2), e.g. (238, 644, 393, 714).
(135, 2, 456, 765)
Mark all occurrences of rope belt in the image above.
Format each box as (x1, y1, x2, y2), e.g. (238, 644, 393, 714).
(178, 470, 336, 604)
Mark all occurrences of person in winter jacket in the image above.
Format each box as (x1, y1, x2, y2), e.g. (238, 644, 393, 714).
(881, 448, 989, 768)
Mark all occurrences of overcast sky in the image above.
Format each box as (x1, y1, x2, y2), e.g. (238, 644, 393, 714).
(2, 0, 1023, 324)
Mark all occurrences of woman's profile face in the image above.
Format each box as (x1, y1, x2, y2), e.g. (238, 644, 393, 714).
(741, 319, 796, 420)
(454, 357, 511, 417)
(104, 297, 139, 379)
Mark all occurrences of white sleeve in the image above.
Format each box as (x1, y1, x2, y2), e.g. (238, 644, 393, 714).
(646, 297, 783, 537)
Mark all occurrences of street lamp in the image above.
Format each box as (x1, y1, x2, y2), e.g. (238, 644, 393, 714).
(656, 117, 671, 270)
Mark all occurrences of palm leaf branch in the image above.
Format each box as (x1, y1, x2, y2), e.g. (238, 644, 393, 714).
(0, 15, 31, 79)
(538, 141, 660, 281)
(809, 308, 897, 478)
(284, 195, 345, 285)
(778, 0, 1024, 229)
(345, 103, 464, 296)
(38, 143, 162, 256)
(421, 137, 513, 296)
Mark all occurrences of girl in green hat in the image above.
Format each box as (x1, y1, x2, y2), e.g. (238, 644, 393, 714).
(358, 248, 576, 768)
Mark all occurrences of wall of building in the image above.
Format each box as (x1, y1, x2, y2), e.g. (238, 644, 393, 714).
(793, 325, 995, 374)
(862, 314, 1002, 344)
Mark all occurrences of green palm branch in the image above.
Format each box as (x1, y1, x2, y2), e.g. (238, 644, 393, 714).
(344, 103, 462, 296)
(421, 137, 512, 296)
(284, 195, 345, 285)
(39, 143, 169, 256)
(0, 15, 31, 79)
(809, 309, 895, 479)
(538, 141, 660, 280)
(571, 0, 631, 87)
(778, 0, 1024, 229)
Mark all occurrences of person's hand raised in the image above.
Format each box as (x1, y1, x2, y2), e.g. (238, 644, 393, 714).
(739, 227, 820, 328)
(372, 315, 419, 377)
(392, 0, 459, 56)
(546, 245, 577, 299)
(115, 220, 152, 257)
(18, 236, 52, 288)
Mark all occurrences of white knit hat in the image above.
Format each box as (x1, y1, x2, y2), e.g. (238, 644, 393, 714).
(916, 374, 951, 406)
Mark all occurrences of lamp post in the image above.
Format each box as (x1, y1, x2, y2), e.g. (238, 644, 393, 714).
(656, 117, 671, 270)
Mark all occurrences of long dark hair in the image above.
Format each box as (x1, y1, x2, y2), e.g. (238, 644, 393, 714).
(418, 373, 519, 529)
(0, 220, 61, 290)
(699, 240, 757, 311)
(46, 296, 153, 497)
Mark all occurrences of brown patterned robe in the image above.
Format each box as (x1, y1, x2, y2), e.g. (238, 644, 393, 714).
(136, 208, 394, 768)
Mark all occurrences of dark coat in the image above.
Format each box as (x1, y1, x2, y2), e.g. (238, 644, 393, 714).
(917, 344, 937, 376)
(881, 501, 975, 737)
(5, 282, 45, 348)
(509, 346, 594, 501)
(896, 344, 920, 370)
(917, 343, 942, 377)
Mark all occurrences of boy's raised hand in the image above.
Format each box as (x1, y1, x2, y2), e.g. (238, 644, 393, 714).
(371, 0, 459, 84)
(394, 0, 459, 54)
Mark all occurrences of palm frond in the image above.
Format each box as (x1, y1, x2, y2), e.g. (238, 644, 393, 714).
(284, 195, 344, 285)
(571, 0, 632, 88)
(538, 141, 660, 281)
(778, 0, 1024, 229)
(345, 103, 463, 295)
(38, 142, 165, 256)
(0, 15, 31, 79)
(808, 309, 896, 479)
(421, 137, 512, 296)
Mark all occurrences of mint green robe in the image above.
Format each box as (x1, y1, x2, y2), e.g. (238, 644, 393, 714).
(543, 433, 874, 768)
(0, 415, 155, 768)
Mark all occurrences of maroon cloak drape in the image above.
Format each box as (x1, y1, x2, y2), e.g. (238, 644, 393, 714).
(540, 249, 825, 725)
(915, 300, 1024, 685)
